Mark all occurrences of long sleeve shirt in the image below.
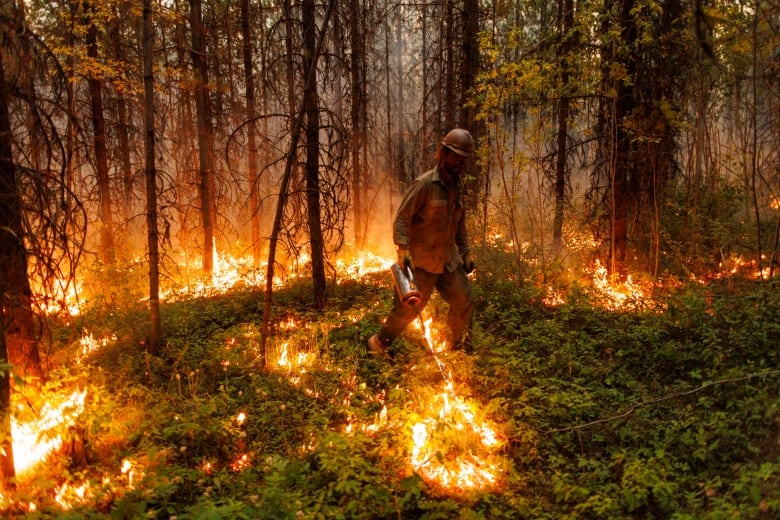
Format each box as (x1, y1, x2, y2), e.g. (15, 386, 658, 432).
(393, 165, 469, 274)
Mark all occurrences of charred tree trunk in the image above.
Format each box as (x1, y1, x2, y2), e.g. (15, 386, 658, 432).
(85, 0, 116, 266)
(303, 0, 326, 310)
(241, 0, 261, 266)
(552, 0, 574, 250)
(349, 0, 365, 247)
(0, 45, 17, 489)
(190, 0, 216, 275)
(395, 21, 407, 186)
(143, 0, 161, 354)
(444, 0, 455, 129)
(110, 15, 135, 232)
(262, 0, 335, 358)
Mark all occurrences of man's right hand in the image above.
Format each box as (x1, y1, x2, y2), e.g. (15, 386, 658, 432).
(398, 249, 414, 270)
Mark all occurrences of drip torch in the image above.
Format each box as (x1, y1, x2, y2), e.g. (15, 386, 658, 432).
(390, 262, 422, 307)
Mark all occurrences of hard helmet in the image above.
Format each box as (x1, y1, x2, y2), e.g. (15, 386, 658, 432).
(441, 128, 474, 157)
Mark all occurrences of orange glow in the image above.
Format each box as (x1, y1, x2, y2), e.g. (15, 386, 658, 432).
(543, 286, 566, 306)
(589, 260, 649, 310)
(409, 384, 504, 493)
(31, 278, 81, 317)
(407, 315, 506, 493)
(12, 388, 88, 475)
(77, 331, 116, 362)
(230, 453, 252, 472)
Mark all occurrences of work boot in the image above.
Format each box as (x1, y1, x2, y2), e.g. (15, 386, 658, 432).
(367, 334, 392, 361)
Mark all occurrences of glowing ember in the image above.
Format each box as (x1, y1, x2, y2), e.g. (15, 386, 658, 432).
(543, 286, 566, 306)
(12, 388, 88, 475)
(77, 331, 116, 362)
(407, 314, 506, 493)
(409, 382, 504, 493)
(334, 252, 394, 282)
(589, 260, 648, 310)
(230, 453, 252, 472)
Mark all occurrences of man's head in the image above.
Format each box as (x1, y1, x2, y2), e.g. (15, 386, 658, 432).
(441, 128, 474, 157)
(438, 128, 474, 178)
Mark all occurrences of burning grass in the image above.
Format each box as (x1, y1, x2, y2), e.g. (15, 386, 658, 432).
(3, 249, 778, 517)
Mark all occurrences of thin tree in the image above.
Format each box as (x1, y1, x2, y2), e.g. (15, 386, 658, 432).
(190, 0, 216, 276)
(303, 0, 326, 310)
(240, 0, 261, 266)
(0, 37, 18, 490)
(552, 0, 574, 250)
(261, 0, 336, 359)
(349, 0, 366, 247)
(84, 0, 116, 266)
(143, 0, 160, 353)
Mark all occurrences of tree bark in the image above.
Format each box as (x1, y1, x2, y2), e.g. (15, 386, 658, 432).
(241, 0, 261, 266)
(84, 0, 116, 266)
(190, 0, 216, 275)
(0, 43, 17, 490)
(143, 0, 161, 353)
(349, 0, 365, 247)
(303, 0, 326, 310)
(552, 0, 574, 250)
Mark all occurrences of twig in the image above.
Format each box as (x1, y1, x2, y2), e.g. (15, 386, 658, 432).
(541, 369, 780, 434)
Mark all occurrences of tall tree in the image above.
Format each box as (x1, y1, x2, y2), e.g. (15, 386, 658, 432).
(143, 0, 161, 353)
(262, 0, 336, 357)
(303, 0, 326, 310)
(84, 0, 116, 266)
(349, 0, 366, 247)
(240, 0, 261, 266)
(190, 0, 216, 275)
(0, 33, 18, 489)
(552, 0, 574, 250)
(593, 0, 682, 276)
(108, 9, 136, 237)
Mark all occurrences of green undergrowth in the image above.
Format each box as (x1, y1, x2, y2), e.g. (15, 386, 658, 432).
(4, 268, 779, 519)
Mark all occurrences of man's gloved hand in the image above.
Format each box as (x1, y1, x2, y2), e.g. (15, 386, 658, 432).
(462, 253, 475, 274)
(398, 248, 414, 270)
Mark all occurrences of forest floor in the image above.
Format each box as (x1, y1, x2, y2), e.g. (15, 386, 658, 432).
(1, 251, 779, 519)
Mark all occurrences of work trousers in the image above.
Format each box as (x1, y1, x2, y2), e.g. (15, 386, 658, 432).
(378, 264, 474, 349)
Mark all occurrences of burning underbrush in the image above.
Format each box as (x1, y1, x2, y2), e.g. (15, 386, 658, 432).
(2, 249, 777, 516)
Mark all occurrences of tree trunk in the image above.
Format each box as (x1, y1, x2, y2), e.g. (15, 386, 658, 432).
(552, 0, 574, 250)
(0, 44, 17, 489)
(241, 0, 261, 266)
(395, 21, 407, 186)
(303, 0, 326, 310)
(349, 0, 364, 247)
(190, 0, 216, 275)
(110, 15, 135, 233)
(262, 0, 335, 359)
(85, 0, 116, 266)
(143, 0, 161, 354)
(444, 0, 455, 129)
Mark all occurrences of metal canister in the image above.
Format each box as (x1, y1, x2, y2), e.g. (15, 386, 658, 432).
(390, 262, 422, 307)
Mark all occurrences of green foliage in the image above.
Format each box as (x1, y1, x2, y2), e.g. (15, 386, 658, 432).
(3, 263, 779, 519)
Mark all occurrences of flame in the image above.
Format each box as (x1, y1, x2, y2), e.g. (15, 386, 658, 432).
(589, 260, 648, 310)
(11, 388, 88, 475)
(77, 331, 116, 362)
(407, 315, 505, 493)
(229, 453, 252, 472)
(543, 286, 566, 306)
(409, 385, 504, 492)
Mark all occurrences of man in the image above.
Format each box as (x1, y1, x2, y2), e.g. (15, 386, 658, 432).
(368, 128, 476, 359)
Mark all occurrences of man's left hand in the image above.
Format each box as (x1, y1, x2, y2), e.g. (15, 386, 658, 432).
(462, 254, 475, 274)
